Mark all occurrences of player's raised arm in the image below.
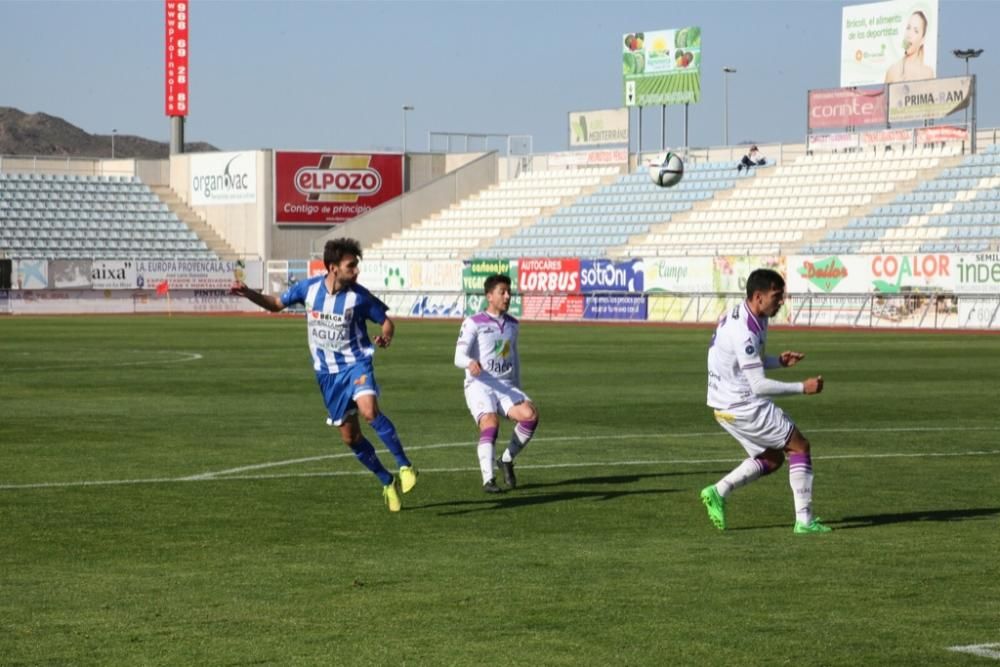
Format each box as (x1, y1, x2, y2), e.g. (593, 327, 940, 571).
(230, 281, 286, 313)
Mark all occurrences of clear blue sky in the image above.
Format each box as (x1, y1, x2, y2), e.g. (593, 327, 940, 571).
(1, 0, 996, 153)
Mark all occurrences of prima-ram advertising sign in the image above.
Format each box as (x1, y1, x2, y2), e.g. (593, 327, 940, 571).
(841, 0, 939, 87)
(274, 151, 403, 224)
(888, 76, 972, 123)
(189, 151, 257, 205)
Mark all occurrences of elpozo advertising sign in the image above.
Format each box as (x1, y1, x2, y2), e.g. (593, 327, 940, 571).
(569, 108, 628, 147)
(622, 26, 701, 107)
(189, 151, 258, 206)
(888, 75, 972, 123)
(274, 151, 402, 224)
(841, 0, 939, 87)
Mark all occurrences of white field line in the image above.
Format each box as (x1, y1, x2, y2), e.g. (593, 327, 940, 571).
(1, 351, 203, 372)
(947, 644, 1000, 660)
(183, 425, 1000, 479)
(1, 426, 999, 491)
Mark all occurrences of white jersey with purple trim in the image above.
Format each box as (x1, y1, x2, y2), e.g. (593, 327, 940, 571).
(707, 300, 770, 410)
(455, 311, 521, 387)
(280, 275, 388, 374)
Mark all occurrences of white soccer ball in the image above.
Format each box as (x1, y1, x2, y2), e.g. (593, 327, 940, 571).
(648, 151, 684, 188)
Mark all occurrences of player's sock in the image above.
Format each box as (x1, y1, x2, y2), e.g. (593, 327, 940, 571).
(714, 457, 779, 497)
(478, 426, 498, 484)
(369, 413, 411, 468)
(503, 418, 537, 462)
(350, 437, 393, 486)
(788, 452, 814, 524)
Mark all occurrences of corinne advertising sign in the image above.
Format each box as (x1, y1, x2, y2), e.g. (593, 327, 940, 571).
(274, 151, 403, 224)
(841, 0, 938, 87)
(808, 87, 887, 129)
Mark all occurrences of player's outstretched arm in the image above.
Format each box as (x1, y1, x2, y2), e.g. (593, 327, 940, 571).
(230, 281, 286, 313)
(803, 375, 824, 395)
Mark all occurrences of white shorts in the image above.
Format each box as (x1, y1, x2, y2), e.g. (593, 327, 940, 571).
(464, 378, 530, 423)
(712, 401, 795, 458)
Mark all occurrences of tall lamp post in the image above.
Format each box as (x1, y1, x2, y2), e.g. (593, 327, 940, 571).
(401, 105, 414, 192)
(953, 49, 983, 153)
(722, 67, 736, 146)
(111, 128, 117, 159)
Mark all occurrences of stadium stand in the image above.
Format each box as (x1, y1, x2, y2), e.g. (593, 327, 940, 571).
(621, 144, 965, 258)
(0, 172, 216, 260)
(479, 162, 749, 258)
(805, 143, 1000, 255)
(365, 167, 620, 260)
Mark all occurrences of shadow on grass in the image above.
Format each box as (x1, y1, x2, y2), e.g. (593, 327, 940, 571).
(515, 469, 732, 491)
(411, 487, 681, 516)
(832, 507, 1000, 529)
(726, 507, 1000, 532)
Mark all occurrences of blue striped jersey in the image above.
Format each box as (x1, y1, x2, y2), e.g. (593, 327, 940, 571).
(281, 275, 389, 373)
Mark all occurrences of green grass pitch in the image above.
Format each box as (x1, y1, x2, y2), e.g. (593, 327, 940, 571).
(1, 316, 998, 665)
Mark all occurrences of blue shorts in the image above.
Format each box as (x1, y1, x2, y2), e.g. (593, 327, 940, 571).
(316, 360, 380, 426)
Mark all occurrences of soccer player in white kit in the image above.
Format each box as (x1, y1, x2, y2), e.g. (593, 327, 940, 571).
(700, 269, 831, 534)
(455, 274, 538, 493)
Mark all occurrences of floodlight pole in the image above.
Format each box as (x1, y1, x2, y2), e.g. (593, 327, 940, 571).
(111, 129, 117, 159)
(723, 67, 737, 147)
(402, 105, 414, 192)
(952, 49, 983, 153)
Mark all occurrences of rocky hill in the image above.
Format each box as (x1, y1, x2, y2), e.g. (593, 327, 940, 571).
(0, 107, 216, 159)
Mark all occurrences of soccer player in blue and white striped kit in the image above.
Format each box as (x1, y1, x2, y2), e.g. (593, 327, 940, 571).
(231, 238, 417, 512)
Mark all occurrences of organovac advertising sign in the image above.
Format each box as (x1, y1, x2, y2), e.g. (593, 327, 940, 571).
(190, 151, 257, 205)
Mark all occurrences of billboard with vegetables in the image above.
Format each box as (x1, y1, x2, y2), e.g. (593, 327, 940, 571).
(622, 26, 701, 107)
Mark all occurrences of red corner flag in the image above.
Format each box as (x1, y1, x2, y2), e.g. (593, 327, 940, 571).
(155, 280, 170, 296)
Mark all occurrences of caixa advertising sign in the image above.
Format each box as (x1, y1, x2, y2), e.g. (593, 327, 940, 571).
(274, 151, 402, 224)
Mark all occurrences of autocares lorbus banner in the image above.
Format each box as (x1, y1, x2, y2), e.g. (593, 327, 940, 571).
(274, 151, 403, 224)
(622, 26, 701, 107)
(519, 257, 583, 320)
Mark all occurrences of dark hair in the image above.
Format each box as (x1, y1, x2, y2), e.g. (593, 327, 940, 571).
(323, 238, 363, 270)
(484, 273, 511, 295)
(746, 268, 785, 299)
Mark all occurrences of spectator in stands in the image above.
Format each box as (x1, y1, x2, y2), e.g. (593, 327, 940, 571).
(885, 11, 935, 83)
(230, 237, 418, 512)
(737, 145, 766, 173)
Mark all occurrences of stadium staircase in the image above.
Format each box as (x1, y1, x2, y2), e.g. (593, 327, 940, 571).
(149, 185, 239, 259)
